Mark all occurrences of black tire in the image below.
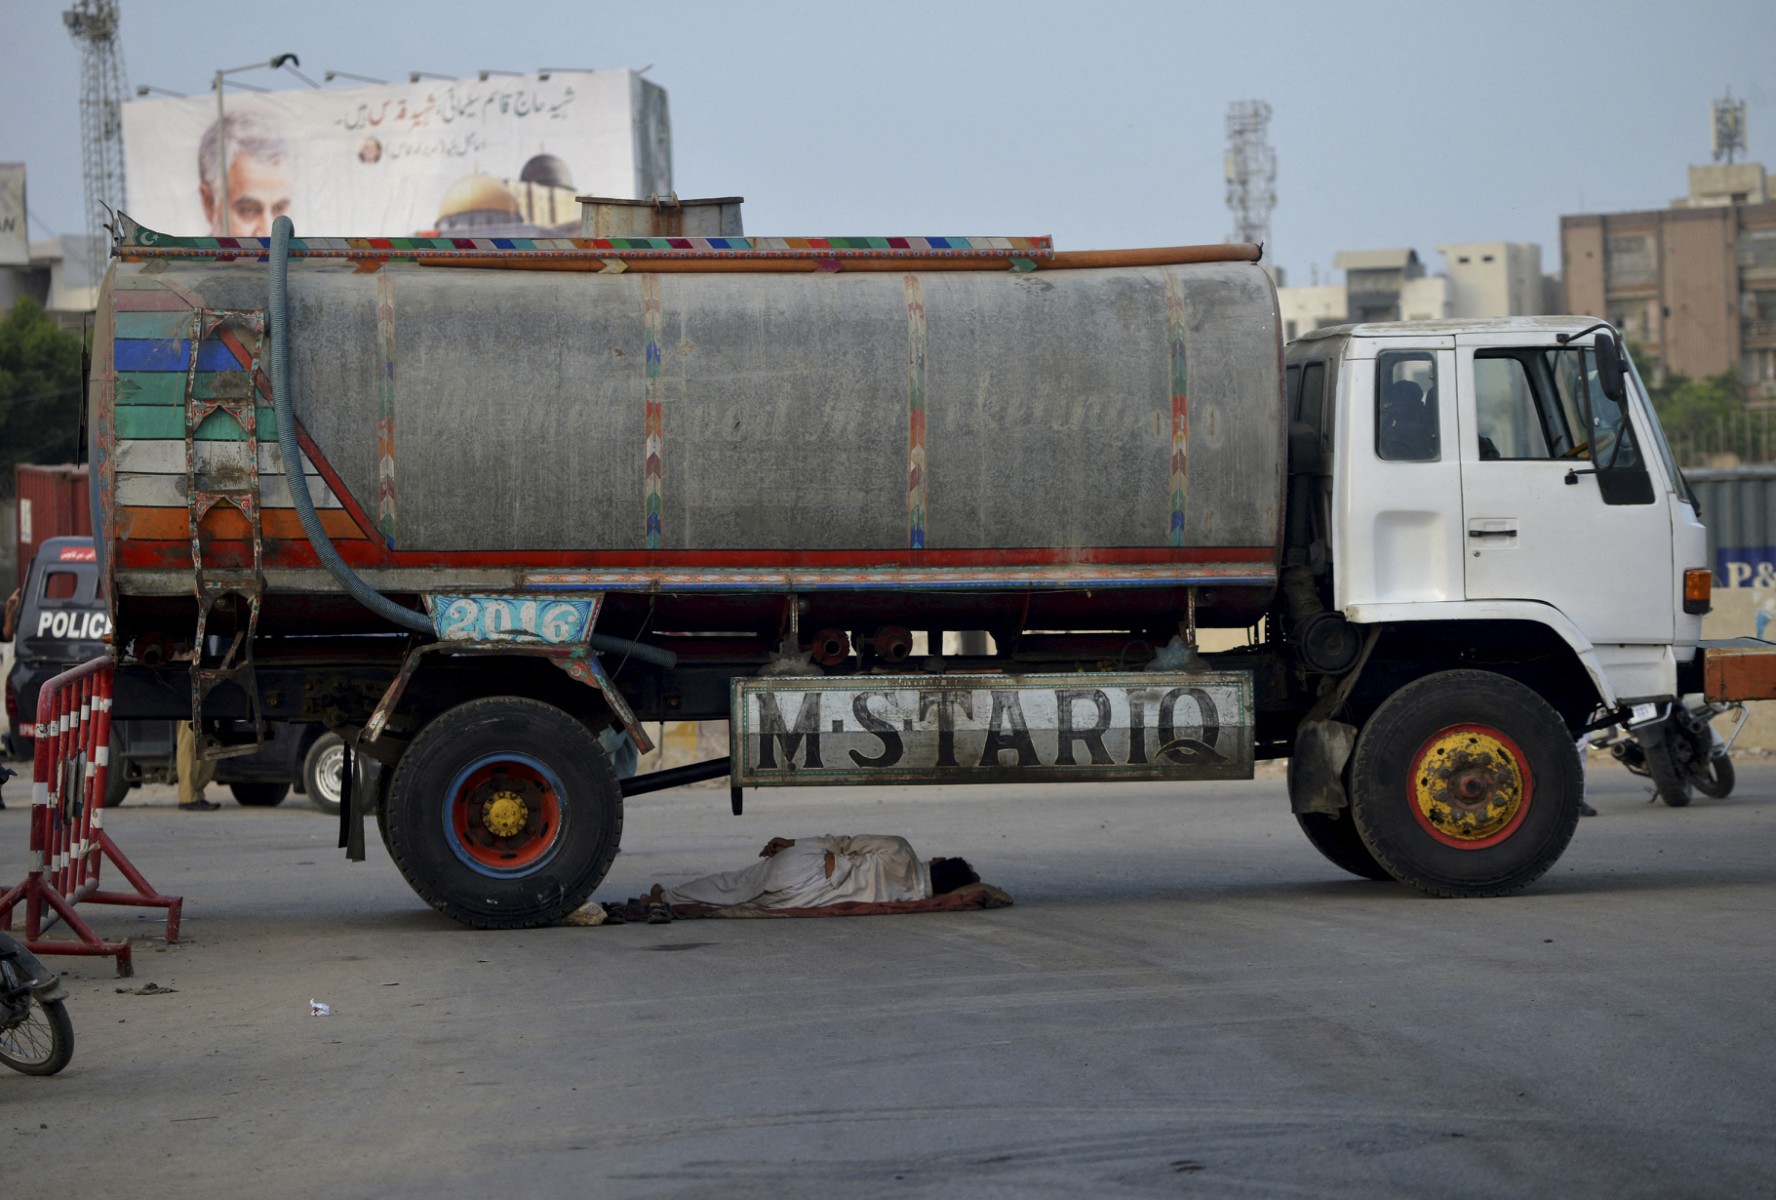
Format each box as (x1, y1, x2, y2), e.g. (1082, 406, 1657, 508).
(383, 697, 623, 929)
(230, 781, 289, 807)
(1296, 811, 1394, 881)
(302, 732, 347, 816)
(103, 728, 131, 808)
(1639, 722, 1693, 808)
(0, 995, 75, 1076)
(1694, 753, 1735, 800)
(1348, 670, 1581, 898)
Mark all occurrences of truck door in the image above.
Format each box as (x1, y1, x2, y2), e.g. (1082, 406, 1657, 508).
(1335, 338, 1466, 610)
(1455, 334, 1673, 645)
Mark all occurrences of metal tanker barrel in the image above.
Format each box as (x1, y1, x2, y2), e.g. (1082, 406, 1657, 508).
(94, 222, 1282, 649)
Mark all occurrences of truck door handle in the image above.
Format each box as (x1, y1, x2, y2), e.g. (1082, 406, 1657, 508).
(1467, 528, 1517, 539)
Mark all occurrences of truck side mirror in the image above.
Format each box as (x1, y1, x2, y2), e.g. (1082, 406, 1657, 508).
(1597, 334, 1626, 404)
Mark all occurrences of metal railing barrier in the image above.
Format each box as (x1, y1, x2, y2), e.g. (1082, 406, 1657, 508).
(0, 656, 182, 977)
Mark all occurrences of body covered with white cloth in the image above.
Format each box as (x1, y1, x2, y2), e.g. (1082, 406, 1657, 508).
(656, 835, 978, 911)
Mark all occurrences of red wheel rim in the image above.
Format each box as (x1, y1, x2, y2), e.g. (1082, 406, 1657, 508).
(445, 756, 565, 874)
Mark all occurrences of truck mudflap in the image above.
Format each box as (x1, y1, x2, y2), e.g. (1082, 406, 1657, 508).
(1696, 638, 1776, 703)
(731, 672, 1253, 787)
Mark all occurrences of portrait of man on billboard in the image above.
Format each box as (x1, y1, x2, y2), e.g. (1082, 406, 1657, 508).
(197, 110, 293, 238)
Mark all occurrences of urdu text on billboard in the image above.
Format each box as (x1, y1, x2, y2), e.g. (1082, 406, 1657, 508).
(119, 71, 670, 239)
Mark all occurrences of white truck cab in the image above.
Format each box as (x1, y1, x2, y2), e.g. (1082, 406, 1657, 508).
(1288, 318, 1710, 709)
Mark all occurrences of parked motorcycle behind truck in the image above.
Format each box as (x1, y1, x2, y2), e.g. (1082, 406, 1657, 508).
(1596, 697, 1743, 807)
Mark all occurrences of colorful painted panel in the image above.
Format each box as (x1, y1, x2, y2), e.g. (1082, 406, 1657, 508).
(426, 593, 605, 644)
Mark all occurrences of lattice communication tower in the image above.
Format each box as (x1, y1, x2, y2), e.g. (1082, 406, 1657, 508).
(64, 0, 129, 273)
(1224, 99, 1276, 250)
(1712, 88, 1748, 164)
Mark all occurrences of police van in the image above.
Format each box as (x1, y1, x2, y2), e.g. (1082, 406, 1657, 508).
(4, 537, 306, 807)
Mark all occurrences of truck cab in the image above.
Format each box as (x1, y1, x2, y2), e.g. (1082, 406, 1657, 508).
(1286, 318, 1710, 710)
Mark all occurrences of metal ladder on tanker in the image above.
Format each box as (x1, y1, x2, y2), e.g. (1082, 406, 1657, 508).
(183, 308, 268, 759)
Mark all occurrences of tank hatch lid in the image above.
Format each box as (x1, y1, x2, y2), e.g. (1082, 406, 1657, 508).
(577, 193, 745, 238)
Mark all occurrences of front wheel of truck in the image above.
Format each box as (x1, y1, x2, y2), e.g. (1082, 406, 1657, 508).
(1348, 670, 1581, 898)
(384, 697, 623, 928)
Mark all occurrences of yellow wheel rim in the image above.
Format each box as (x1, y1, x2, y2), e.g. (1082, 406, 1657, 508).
(481, 790, 529, 839)
(1409, 725, 1531, 848)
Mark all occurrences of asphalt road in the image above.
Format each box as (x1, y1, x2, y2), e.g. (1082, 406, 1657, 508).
(2, 758, 1772, 1199)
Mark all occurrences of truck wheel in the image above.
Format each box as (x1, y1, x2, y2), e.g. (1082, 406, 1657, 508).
(302, 732, 347, 816)
(1348, 670, 1581, 898)
(1295, 812, 1392, 881)
(383, 697, 622, 929)
(231, 782, 290, 807)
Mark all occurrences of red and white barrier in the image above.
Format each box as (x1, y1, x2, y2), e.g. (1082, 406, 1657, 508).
(0, 656, 181, 977)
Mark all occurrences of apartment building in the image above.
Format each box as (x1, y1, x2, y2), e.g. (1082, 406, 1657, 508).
(1561, 163, 1776, 402)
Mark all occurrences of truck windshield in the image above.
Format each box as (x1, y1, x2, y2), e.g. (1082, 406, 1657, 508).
(1624, 344, 1699, 511)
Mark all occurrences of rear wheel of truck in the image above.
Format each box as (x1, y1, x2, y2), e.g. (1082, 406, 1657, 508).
(1348, 670, 1581, 898)
(1294, 812, 1392, 881)
(384, 697, 623, 929)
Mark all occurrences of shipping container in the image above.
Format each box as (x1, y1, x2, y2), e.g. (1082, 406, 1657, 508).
(14, 464, 91, 589)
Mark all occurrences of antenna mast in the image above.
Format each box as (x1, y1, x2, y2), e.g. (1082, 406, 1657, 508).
(1224, 99, 1276, 253)
(1712, 88, 1747, 165)
(63, 0, 129, 272)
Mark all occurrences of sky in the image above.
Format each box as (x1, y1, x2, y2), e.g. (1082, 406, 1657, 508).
(2, 0, 1773, 286)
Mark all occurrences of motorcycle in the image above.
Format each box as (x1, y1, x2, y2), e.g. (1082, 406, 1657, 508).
(0, 766, 76, 1076)
(1603, 697, 1744, 808)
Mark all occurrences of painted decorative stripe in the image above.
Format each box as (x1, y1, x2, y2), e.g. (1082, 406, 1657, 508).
(113, 438, 315, 476)
(116, 473, 342, 509)
(115, 310, 201, 339)
(904, 274, 927, 550)
(115, 505, 365, 541)
(375, 272, 398, 546)
(115, 338, 240, 372)
(115, 405, 278, 440)
(1165, 275, 1189, 547)
(117, 371, 257, 405)
(111, 288, 195, 312)
(115, 215, 1055, 262)
(526, 563, 1276, 592)
(642, 274, 664, 550)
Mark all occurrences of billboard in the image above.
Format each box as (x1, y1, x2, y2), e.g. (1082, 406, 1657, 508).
(119, 70, 670, 239)
(0, 163, 25, 265)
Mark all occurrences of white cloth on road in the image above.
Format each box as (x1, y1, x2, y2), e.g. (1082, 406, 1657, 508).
(660, 834, 933, 910)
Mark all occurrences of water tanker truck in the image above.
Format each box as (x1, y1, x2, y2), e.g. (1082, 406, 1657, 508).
(84, 208, 1776, 926)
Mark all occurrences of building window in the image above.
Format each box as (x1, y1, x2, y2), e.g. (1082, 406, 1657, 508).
(1606, 234, 1657, 288)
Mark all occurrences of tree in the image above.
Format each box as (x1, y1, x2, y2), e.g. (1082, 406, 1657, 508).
(0, 297, 85, 494)
(1630, 341, 1762, 465)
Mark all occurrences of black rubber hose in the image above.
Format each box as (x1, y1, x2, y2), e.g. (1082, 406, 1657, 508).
(268, 217, 676, 670)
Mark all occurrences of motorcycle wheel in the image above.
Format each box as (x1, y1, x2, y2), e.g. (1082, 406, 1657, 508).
(1639, 721, 1694, 808)
(0, 994, 75, 1076)
(1693, 753, 1735, 800)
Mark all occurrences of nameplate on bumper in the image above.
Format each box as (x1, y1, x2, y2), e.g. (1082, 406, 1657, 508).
(730, 672, 1253, 787)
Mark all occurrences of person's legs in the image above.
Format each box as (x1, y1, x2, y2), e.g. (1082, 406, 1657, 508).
(177, 721, 219, 810)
